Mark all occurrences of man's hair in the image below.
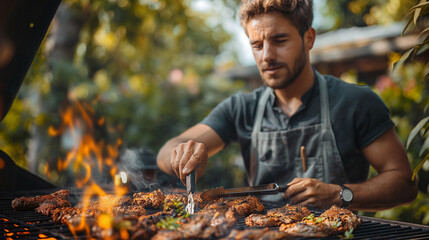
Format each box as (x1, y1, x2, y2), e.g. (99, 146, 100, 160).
(239, 0, 313, 36)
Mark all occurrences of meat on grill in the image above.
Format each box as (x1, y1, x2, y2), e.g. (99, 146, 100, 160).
(245, 204, 311, 227)
(133, 189, 166, 209)
(225, 228, 292, 240)
(203, 196, 264, 217)
(319, 205, 362, 234)
(279, 205, 362, 237)
(279, 220, 334, 238)
(131, 210, 178, 239)
(134, 190, 207, 211)
(35, 199, 72, 215)
(222, 196, 265, 217)
(11, 189, 70, 210)
(151, 210, 237, 239)
(51, 195, 145, 224)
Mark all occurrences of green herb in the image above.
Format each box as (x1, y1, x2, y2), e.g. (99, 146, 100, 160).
(332, 220, 342, 228)
(340, 228, 355, 239)
(303, 214, 315, 221)
(314, 217, 325, 223)
(156, 216, 182, 230)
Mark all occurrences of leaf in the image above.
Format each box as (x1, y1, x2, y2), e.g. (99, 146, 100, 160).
(406, 116, 429, 149)
(402, 17, 414, 36)
(416, 27, 429, 40)
(413, 1, 423, 25)
(393, 48, 414, 73)
(410, 1, 429, 11)
(412, 151, 429, 181)
(419, 135, 429, 157)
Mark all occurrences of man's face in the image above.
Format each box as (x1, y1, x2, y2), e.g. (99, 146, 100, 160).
(245, 12, 309, 89)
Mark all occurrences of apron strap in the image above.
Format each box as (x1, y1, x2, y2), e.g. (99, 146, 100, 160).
(249, 86, 272, 185)
(316, 70, 330, 131)
(251, 87, 272, 139)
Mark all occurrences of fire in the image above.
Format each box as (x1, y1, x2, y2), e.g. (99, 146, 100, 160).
(1, 218, 57, 239)
(47, 98, 129, 237)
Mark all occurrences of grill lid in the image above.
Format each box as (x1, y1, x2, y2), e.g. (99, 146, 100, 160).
(0, 0, 61, 123)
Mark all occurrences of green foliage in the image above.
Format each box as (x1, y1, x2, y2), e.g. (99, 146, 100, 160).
(321, 0, 417, 32)
(0, 0, 245, 187)
(360, 1, 429, 225)
(394, 0, 429, 186)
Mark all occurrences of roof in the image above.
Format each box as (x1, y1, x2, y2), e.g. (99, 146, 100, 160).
(310, 22, 418, 63)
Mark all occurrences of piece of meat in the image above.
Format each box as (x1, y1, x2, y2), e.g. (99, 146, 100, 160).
(279, 220, 334, 238)
(223, 196, 265, 216)
(113, 205, 147, 217)
(133, 189, 166, 209)
(151, 230, 184, 240)
(319, 205, 362, 234)
(278, 205, 361, 238)
(11, 189, 70, 210)
(179, 211, 236, 239)
(131, 211, 177, 239)
(245, 204, 311, 227)
(51, 207, 82, 224)
(203, 196, 264, 218)
(226, 228, 292, 240)
(35, 199, 72, 215)
(225, 228, 270, 240)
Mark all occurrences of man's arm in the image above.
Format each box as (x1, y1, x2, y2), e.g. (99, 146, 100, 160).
(344, 127, 418, 210)
(156, 123, 225, 184)
(285, 128, 418, 211)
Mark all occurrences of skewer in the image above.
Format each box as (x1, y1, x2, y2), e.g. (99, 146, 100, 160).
(300, 146, 307, 172)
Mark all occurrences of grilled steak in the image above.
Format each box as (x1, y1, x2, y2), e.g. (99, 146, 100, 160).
(279, 205, 361, 237)
(131, 211, 177, 239)
(133, 189, 166, 209)
(203, 195, 264, 218)
(245, 204, 311, 227)
(35, 199, 72, 215)
(113, 205, 147, 216)
(223, 196, 265, 217)
(280, 220, 334, 238)
(226, 228, 292, 240)
(11, 189, 70, 210)
(319, 205, 362, 234)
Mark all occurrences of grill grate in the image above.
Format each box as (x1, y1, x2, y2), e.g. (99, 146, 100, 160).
(1, 192, 428, 239)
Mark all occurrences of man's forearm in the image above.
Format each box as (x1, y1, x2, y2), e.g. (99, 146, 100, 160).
(347, 170, 417, 211)
(156, 137, 183, 176)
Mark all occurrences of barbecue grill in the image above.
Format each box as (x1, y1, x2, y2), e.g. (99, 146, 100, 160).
(1, 189, 428, 240)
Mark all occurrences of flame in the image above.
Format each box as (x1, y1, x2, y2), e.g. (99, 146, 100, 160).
(47, 98, 129, 238)
(1, 218, 55, 239)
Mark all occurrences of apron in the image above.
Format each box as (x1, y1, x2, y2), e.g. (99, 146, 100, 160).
(248, 71, 349, 202)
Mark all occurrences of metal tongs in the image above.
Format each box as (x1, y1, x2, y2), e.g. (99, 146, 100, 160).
(200, 183, 288, 202)
(185, 171, 196, 214)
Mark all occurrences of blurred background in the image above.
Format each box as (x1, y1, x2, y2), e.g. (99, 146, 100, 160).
(0, 0, 428, 224)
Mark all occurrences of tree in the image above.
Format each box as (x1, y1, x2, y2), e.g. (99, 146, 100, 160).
(2, 0, 245, 187)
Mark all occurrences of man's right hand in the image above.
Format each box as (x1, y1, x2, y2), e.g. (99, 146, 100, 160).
(170, 140, 208, 185)
(156, 123, 226, 185)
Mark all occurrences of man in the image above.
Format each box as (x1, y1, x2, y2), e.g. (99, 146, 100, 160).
(157, 0, 417, 211)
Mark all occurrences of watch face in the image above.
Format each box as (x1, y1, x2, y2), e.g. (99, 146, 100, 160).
(343, 189, 353, 202)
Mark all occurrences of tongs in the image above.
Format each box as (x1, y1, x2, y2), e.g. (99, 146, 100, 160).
(200, 183, 288, 201)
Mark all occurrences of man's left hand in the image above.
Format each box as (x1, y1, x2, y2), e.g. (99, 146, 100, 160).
(283, 178, 342, 209)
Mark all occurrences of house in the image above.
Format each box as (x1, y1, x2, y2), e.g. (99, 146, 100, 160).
(226, 22, 427, 89)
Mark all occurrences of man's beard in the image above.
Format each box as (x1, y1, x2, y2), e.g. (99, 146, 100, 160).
(263, 42, 307, 89)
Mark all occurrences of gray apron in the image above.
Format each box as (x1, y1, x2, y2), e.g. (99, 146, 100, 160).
(248, 71, 349, 201)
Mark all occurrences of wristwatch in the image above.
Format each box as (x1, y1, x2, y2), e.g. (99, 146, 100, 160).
(339, 184, 353, 208)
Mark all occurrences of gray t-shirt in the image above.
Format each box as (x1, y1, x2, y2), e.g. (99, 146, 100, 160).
(201, 73, 395, 182)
